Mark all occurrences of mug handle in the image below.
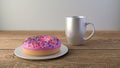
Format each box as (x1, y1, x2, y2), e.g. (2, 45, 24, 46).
(83, 23, 95, 40)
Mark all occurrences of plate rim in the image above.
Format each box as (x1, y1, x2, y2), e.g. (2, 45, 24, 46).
(14, 44, 68, 60)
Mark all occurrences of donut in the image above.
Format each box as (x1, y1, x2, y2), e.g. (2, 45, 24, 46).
(22, 35, 61, 56)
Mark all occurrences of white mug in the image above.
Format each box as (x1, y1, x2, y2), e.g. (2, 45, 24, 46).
(65, 16, 95, 45)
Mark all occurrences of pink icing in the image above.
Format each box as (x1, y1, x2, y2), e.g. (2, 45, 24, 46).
(22, 35, 61, 50)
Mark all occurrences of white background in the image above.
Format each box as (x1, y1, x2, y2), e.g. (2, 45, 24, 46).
(0, 0, 120, 30)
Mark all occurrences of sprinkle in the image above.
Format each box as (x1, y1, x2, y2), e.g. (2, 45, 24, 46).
(29, 37, 32, 40)
(49, 45, 52, 47)
(38, 43, 40, 46)
(51, 46, 54, 48)
(56, 42, 58, 45)
(24, 35, 61, 49)
(37, 38, 40, 41)
(33, 38, 36, 41)
(32, 42, 34, 45)
(41, 46, 45, 48)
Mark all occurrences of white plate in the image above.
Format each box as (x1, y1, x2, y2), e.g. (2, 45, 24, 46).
(14, 44, 68, 60)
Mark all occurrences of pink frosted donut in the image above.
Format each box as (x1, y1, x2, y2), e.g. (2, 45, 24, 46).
(22, 35, 61, 56)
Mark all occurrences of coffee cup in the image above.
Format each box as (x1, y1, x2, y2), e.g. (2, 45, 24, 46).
(65, 16, 95, 45)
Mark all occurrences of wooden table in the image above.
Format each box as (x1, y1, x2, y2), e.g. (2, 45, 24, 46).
(0, 31, 120, 68)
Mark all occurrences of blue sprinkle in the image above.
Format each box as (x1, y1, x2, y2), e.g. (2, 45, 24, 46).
(28, 42, 31, 44)
(38, 38, 40, 41)
(33, 38, 36, 41)
(52, 46, 54, 48)
(56, 42, 58, 45)
(49, 45, 52, 47)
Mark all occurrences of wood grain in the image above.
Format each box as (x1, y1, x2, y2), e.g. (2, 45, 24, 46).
(1, 49, 120, 68)
(0, 31, 120, 68)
